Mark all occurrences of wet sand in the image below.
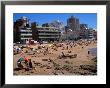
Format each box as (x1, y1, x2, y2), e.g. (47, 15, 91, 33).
(13, 40, 97, 75)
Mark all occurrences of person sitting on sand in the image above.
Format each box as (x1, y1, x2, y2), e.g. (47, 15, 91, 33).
(67, 45, 69, 50)
(70, 45, 72, 48)
(24, 57, 29, 68)
(44, 50, 47, 55)
(17, 48, 19, 54)
(17, 58, 24, 69)
(62, 52, 65, 57)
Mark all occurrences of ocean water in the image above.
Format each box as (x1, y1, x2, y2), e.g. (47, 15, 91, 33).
(89, 48, 97, 56)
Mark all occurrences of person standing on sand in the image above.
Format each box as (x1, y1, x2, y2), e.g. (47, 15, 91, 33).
(88, 51, 90, 54)
(66, 45, 68, 50)
(29, 59, 33, 70)
(20, 50, 25, 57)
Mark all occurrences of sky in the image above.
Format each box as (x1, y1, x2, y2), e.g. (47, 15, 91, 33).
(13, 13, 97, 29)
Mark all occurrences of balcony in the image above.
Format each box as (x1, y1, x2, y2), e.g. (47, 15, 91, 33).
(20, 34, 32, 36)
(39, 36, 59, 39)
(38, 33, 60, 35)
(38, 29, 60, 32)
(21, 38, 32, 40)
(20, 30, 32, 32)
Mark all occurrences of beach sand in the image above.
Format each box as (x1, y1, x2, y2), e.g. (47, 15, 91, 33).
(13, 40, 97, 75)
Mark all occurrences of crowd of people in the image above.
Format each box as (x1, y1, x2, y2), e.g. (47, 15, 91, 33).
(14, 39, 97, 72)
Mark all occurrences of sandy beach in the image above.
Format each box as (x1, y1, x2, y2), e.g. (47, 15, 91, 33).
(13, 40, 97, 75)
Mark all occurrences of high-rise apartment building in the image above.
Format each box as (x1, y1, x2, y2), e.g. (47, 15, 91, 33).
(67, 16, 80, 31)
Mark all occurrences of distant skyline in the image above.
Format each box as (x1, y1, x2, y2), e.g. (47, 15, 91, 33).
(13, 13, 97, 29)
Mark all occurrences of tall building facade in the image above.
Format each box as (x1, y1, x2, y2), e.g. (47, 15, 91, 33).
(31, 22, 61, 42)
(14, 17, 61, 44)
(88, 28, 97, 39)
(79, 24, 89, 39)
(63, 16, 81, 40)
(67, 16, 80, 31)
(62, 16, 97, 40)
(14, 16, 30, 43)
(14, 16, 97, 43)
(80, 24, 88, 30)
(50, 20, 65, 32)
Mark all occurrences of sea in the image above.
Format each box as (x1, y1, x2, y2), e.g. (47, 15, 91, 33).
(89, 48, 97, 56)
